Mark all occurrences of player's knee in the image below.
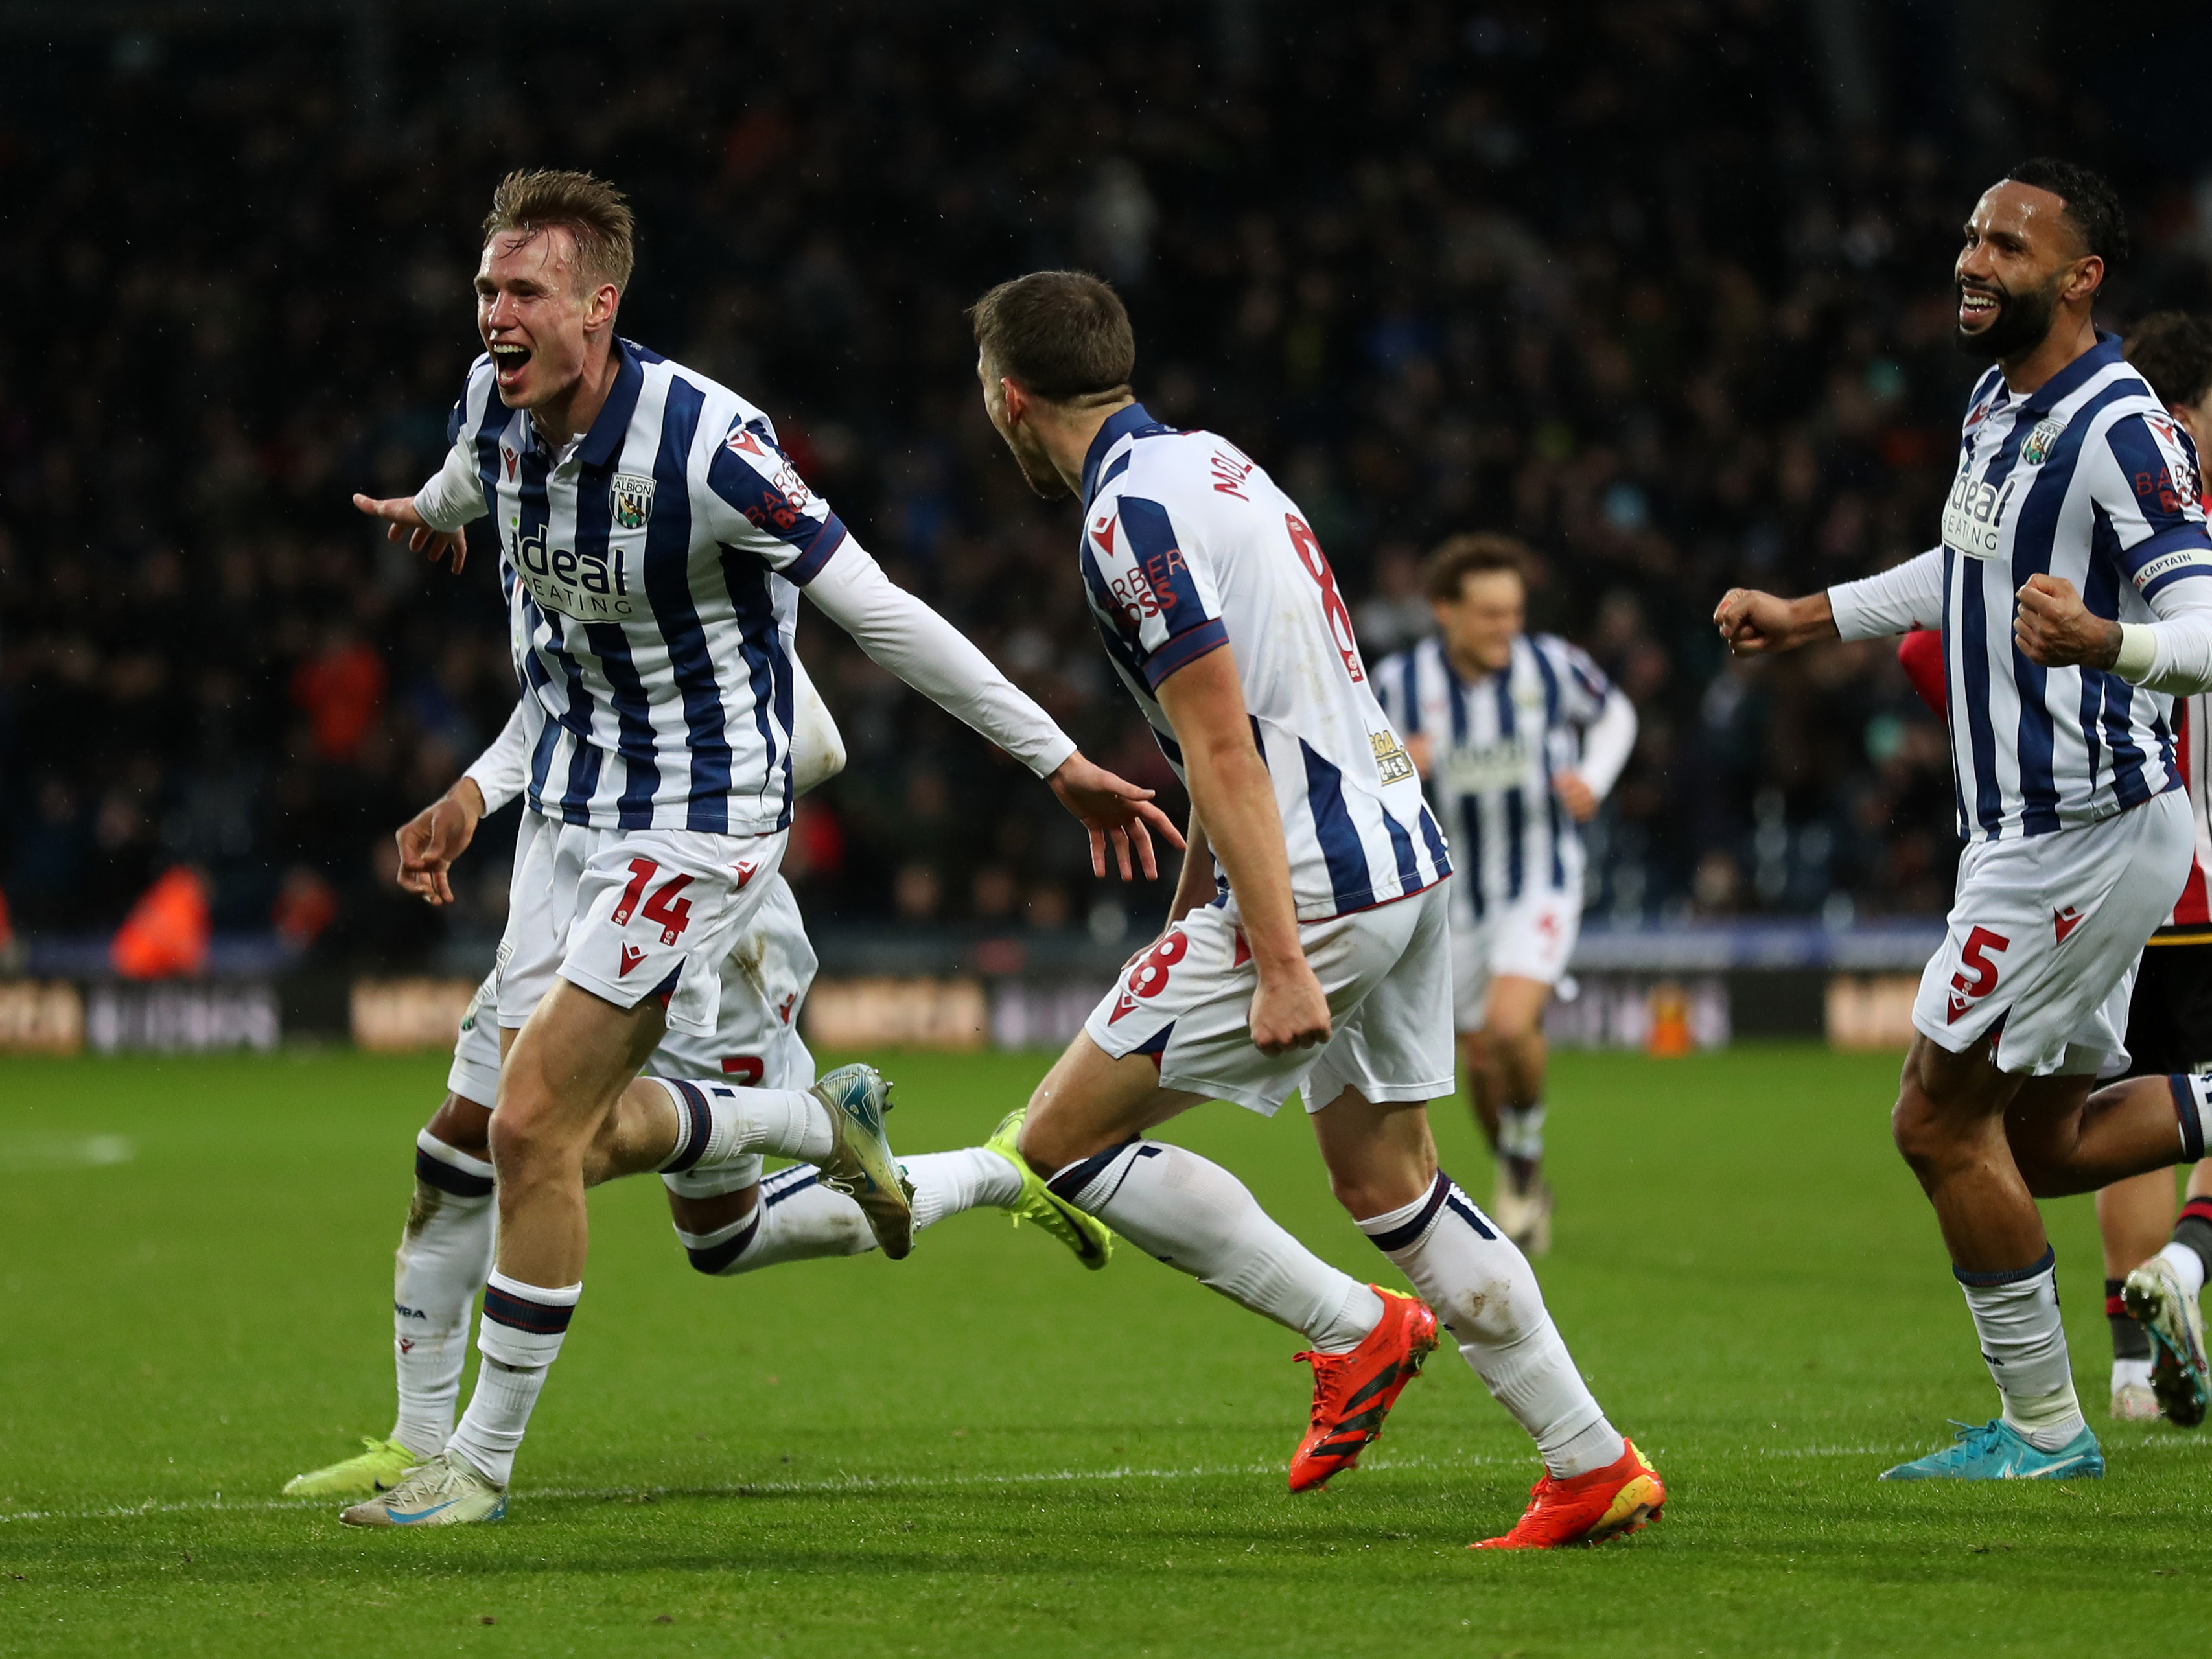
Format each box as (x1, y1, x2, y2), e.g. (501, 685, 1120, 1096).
(487, 1098, 565, 1179)
(1485, 1008, 1541, 1044)
(1014, 1104, 1091, 1180)
(1889, 1086, 1957, 1176)
(425, 1093, 493, 1159)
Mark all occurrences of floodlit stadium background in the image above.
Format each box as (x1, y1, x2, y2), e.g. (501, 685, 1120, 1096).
(1, 0, 2209, 1058)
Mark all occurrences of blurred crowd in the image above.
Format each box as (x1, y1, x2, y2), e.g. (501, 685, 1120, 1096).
(3, 1, 2209, 968)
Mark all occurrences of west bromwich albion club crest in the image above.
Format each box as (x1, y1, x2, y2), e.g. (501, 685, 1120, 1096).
(610, 472, 655, 530)
(2020, 417, 2066, 469)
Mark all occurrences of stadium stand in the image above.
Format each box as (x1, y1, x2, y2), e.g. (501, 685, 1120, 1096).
(1, 1, 2207, 979)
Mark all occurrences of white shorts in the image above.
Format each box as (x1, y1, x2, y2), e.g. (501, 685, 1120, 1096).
(1450, 888, 1580, 1030)
(1082, 884, 1456, 1117)
(497, 809, 786, 1039)
(447, 872, 819, 1106)
(1914, 790, 2193, 1077)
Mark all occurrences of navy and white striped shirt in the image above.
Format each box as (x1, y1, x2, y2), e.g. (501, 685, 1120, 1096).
(417, 340, 846, 835)
(1374, 634, 1619, 928)
(1076, 405, 1452, 922)
(1835, 335, 2212, 842)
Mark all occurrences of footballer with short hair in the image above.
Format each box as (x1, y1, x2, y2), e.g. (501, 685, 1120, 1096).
(1371, 533, 1636, 1255)
(971, 269, 1665, 1549)
(336, 168, 1175, 1526)
(1718, 159, 2212, 1479)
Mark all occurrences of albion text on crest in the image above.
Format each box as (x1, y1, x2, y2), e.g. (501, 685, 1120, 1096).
(2020, 417, 2066, 469)
(610, 472, 655, 531)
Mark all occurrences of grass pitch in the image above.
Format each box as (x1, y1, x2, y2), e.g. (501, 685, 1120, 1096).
(3, 1043, 2210, 1656)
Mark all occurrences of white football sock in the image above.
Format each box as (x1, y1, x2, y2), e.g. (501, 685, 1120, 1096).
(1358, 1172, 1623, 1478)
(1957, 1249, 2085, 1452)
(2156, 1238, 2209, 1301)
(2113, 1356, 2154, 1391)
(672, 1166, 875, 1273)
(1497, 1102, 1546, 1166)
(390, 1131, 497, 1457)
(907, 1146, 1023, 1231)
(1048, 1139, 1382, 1352)
(445, 1272, 580, 1487)
(653, 1077, 832, 1168)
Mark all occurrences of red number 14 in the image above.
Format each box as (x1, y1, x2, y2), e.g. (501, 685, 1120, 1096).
(613, 858, 696, 946)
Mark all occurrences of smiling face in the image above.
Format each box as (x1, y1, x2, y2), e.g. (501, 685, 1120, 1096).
(1953, 181, 2093, 363)
(475, 226, 618, 412)
(1434, 568, 1524, 676)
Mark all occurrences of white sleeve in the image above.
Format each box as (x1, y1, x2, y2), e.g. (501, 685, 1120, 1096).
(801, 539, 1078, 778)
(461, 701, 531, 814)
(1827, 549, 1946, 641)
(1572, 688, 1638, 800)
(789, 654, 847, 796)
(413, 441, 489, 533)
(2115, 579, 2212, 694)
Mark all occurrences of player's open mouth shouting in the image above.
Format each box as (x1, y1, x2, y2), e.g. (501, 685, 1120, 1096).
(489, 340, 532, 391)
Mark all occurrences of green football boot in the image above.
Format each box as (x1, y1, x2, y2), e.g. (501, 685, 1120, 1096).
(281, 1435, 421, 1500)
(983, 1108, 1114, 1270)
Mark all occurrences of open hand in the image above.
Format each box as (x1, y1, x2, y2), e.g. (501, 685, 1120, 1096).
(2014, 573, 2122, 669)
(394, 781, 485, 905)
(1047, 752, 1187, 881)
(354, 493, 469, 574)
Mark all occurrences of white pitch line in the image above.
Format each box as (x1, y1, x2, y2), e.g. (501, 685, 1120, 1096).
(0, 1441, 1946, 1529)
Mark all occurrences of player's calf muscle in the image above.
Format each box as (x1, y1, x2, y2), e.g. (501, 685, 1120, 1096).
(2011, 1076, 2177, 1196)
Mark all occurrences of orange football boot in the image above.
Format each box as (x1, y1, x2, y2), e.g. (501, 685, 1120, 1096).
(1472, 1438, 1665, 1549)
(1287, 1288, 1439, 1492)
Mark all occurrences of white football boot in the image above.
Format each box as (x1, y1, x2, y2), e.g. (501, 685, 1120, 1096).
(338, 1450, 506, 1527)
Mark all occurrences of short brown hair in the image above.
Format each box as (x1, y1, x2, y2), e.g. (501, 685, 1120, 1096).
(2125, 312, 2212, 410)
(968, 270, 1135, 402)
(1425, 533, 1530, 603)
(482, 168, 636, 294)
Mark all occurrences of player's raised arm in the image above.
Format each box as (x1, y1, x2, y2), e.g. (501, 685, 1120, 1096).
(699, 415, 1181, 880)
(1717, 546, 1947, 657)
(353, 391, 493, 574)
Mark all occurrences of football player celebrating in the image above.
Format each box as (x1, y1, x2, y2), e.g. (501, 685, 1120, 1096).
(972, 272, 1663, 1549)
(281, 666, 1109, 1504)
(1717, 160, 2212, 1480)
(336, 170, 1174, 1527)
(1373, 536, 1636, 1253)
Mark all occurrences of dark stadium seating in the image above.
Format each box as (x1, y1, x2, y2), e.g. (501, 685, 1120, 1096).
(2, 1, 2206, 972)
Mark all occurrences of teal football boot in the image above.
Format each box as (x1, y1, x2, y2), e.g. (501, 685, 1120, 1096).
(1879, 1419, 2104, 1481)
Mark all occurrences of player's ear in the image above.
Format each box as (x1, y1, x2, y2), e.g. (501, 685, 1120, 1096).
(2066, 253, 2103, 304)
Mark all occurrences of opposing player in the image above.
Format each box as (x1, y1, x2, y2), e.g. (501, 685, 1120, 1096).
(1716, 160, 2212, 1479)
(2095, 312, 2212, 1425)
(282, 671, 1106, 1503)
(336, 170, 1174, 1526)
(973, 271, 1663, 1549)
(1373, 535, 1636, 1253)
